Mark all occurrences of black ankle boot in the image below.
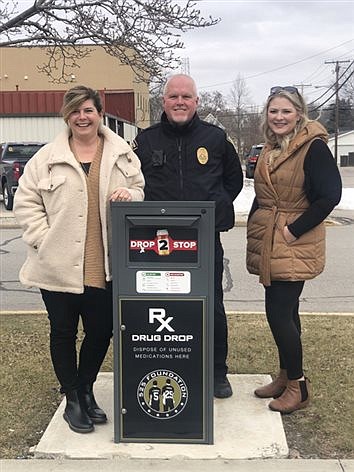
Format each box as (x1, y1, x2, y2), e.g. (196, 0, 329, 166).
(78, 383, 107, 424)
(63, 390, 94, 433)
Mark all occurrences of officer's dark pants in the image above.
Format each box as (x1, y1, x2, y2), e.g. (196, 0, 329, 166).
(40, 283, 113, 393)
(214, 232, 228, 379)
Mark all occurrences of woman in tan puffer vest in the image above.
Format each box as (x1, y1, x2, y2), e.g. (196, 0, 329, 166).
(246, 86, 342, 414)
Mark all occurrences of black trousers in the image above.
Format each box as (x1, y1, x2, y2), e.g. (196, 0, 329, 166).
(41, 284, 113, 393)
(214, 232, 228, 378)
(265, 280, 305, 380)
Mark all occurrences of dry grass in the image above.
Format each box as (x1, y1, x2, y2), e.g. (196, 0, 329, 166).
(0, 313, 353, 459)
(227, 313, 354, 459)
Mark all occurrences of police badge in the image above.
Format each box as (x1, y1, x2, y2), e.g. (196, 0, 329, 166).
(196, 147, 208, 165)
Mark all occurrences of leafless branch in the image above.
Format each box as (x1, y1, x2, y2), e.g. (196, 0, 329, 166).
(0, 0, 219, 83)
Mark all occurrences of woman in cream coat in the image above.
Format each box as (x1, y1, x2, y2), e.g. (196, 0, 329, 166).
(14, 85, 144, 434)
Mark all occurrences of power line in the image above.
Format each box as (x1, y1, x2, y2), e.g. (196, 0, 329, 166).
(310, 64, 353, 109)
(308, 60, 353, 106)
(199, 39, 354, 90)
(302, 64, 328, 83)
(313, 60, 352, 164)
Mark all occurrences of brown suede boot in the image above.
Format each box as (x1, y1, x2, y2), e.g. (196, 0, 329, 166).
(268, 377, 310, 414)
(254, 369, 287, 399)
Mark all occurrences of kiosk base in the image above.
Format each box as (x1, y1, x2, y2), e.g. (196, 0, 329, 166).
(33, 373, 288, 460)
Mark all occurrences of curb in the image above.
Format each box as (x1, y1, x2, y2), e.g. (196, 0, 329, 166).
(1, 310, 353, 317)
(1, 216, 352, 230)
(0, 218, 20, 229)
(0, 310, 47, 315)
(228, 311, 354, 317)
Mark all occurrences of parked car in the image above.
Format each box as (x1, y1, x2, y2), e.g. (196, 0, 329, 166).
(0, 142, 45, 210)
(245, 144, 263, 178)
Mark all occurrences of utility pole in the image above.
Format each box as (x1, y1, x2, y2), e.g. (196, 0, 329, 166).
(293, 83, 312, 95)
(325, 59, 351, 165)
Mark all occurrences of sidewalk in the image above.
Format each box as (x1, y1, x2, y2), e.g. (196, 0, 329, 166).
(1, 458, 354, 472)
(0, 206, 256, 228)
(1, 206, 353, 229)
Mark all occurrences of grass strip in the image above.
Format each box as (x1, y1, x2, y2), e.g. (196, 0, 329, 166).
(0, 313, 353, 459)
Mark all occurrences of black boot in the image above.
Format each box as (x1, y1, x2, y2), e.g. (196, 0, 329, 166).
(78, 383, 107, 424)
(214, 376, 233, 398)
(63, 390, 94, 433)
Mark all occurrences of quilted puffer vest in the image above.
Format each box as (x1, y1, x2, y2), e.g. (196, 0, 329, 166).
(246, 122, 327, 286)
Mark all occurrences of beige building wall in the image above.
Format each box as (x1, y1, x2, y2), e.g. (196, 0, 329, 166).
(0, 46, 150, 127)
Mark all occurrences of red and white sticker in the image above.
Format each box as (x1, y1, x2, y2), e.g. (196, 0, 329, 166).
(130, 237, 197, 254)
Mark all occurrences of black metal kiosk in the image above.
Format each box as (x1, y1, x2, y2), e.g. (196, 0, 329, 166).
(111, 201, 214, 444)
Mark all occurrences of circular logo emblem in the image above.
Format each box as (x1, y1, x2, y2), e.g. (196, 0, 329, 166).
(137, 369, 188, 419)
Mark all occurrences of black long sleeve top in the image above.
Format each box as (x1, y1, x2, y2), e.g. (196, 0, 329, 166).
(249, 139, 342, 238)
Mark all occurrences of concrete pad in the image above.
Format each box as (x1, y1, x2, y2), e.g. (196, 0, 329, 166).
(342, 461, 354, 472)
(33, 373, 288, 460)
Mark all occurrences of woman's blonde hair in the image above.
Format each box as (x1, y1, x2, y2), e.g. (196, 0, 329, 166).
(61, 85, 103, 123)
(261, 89, 310, 162)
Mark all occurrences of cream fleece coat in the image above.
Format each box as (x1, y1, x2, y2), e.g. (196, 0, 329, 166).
(14, 125, 144, 293)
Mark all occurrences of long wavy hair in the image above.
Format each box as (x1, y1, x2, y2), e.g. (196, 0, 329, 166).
(261, 90, 310, 164)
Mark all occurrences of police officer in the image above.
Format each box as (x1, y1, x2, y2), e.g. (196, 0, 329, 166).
(134, 74, 243, 398)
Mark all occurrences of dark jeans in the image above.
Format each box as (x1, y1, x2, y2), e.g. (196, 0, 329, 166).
(265, 280, 305, 380)
(41, 284, 113, 393)
(214, 232, 228, 379)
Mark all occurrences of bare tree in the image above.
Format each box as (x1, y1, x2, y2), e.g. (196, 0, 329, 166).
(198, 91, 226, 119)
(0, 0, 219, 83)
(227, 75, 251, 156)
(148, 77, 166, 125)
(242, 108, 263, 153)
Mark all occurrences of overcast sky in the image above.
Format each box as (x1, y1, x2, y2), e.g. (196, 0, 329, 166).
(9, 0, 354, 109)
(175, 0, 354, 109)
